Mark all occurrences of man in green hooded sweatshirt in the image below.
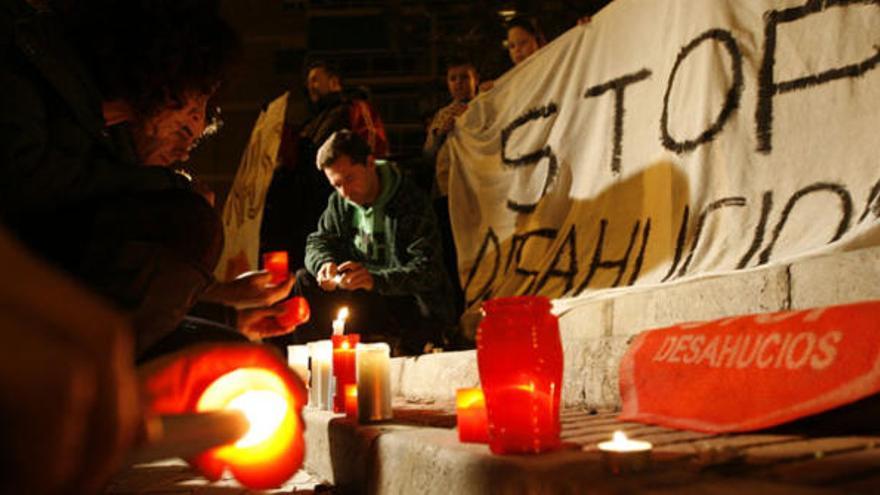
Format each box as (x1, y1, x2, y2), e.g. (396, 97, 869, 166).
(275, 129, 456, 355)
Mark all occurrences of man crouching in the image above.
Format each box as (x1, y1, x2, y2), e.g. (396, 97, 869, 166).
(273, 130, 456, 355)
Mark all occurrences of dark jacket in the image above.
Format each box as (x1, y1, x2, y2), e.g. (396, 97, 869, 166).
(304, 163, 456, 326)
(260, 89, 389, 269)
(0, 2, 220, 357)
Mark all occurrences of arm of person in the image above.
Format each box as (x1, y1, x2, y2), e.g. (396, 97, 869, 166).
(199, 271, 295, 310)
(366, 191, 448, 296)
(304, 195, 351, 278)
(0, 226, 141, 495)
(0, 72, 190, 220)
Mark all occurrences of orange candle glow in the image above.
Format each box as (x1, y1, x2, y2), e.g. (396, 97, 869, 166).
(262, 251, 289, 285)
(332, 333, 359, 413)
(195, 367, 304, 489)
(456, 387, 489, 443)
(344, 384, 358, 420)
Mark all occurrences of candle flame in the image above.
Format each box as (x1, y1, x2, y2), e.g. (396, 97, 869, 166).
(227, 391, 288, 448)
(612, 430, 628, 443)
(337, 307, 349, 321)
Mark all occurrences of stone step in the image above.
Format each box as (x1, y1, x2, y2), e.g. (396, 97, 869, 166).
(390, 246, 880, 411)
(301, 407, 866, 494)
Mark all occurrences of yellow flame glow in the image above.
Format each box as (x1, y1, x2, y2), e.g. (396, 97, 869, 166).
(227, 391, 288, 448)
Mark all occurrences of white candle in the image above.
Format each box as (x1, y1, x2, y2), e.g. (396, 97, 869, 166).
(309, 340, 334, 411)
(286, 345, 309, 384)
(332, 306, 349, 336)
(356, 343, 392, 422)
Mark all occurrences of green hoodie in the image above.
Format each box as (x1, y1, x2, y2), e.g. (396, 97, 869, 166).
(305, 162, 455, 325)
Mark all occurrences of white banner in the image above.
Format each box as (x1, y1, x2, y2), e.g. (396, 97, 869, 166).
(447, 0, 880, 317)
(215, 93, 288, 281)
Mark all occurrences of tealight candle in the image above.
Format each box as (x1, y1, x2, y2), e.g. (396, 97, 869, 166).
(309, 340, 334, 411)
(456, 388, 489, 443)
(262, 251, 289, 285)
(597, 431, 652, 474)
(332, 333, 360, 413)
(286, 345, 309, 384)
(356, 343, 392, 422)
(344, 384, 358, 420)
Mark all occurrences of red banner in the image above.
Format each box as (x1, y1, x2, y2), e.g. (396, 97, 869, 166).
(619, 300, 880, 432)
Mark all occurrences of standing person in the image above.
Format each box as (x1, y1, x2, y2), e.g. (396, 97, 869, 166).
(280, 130, 455, 355)
(480, 15, 548, 91)
(216, 60, 388, 284)
(258, 61, 389, 272)
(423, 58, 479, 324)
(0, 0, 242, 358)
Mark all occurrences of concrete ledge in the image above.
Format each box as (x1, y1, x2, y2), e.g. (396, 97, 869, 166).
(302, 410, 608, 494)
(387, 246, 880, 411)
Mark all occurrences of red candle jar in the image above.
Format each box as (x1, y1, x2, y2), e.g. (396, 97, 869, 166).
(477, 296, 563, 455)
(276, 296, 310, 329)
(332, 334, 360, 413)
(456, 388, 489, 443)
(262, 251, 289, 285)
(344, 384, 358, 420)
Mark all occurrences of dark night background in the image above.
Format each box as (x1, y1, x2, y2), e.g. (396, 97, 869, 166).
(189, 0, 613, 207)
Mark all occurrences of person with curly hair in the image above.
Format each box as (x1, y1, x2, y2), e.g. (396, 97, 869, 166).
(0, 0, 245, 358)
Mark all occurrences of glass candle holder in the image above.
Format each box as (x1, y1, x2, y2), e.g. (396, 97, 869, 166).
(261, 251, 289, 285)
(356, 343, 392, 422)
(332, 334, 360, 413)
(477, 295, 563, 455)
(344, 384, 358, 420)
(456, 387, 489, 443)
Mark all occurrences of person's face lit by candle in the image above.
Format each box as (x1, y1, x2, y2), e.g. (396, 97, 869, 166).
(131, 91, 214, 166)
(446, 64, 478, 103)
(323, 154, 380, 207)
(507, 26, 540, 65)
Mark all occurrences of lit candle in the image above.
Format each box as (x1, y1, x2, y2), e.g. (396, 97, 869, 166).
(344, 384, 358, 420)
(286, 345, 309, 384)
(332, 306, 349, 336)
(276, 296, 310, 329)
(356, 343, 392, 422)
(309, 340, 334, 411)
(597, 431, 653, 474)
(195, 367, 304, 489)
(332, 333, 360, 413)
(262, 251, 289, 285)
(456, 388, 489, 443)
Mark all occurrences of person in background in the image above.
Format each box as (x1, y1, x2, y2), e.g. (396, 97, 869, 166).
(280, 130, 456, 355)
(259, 60, 389, 274)
(480, 15, 548, 91)
(423, 57, 480, 325)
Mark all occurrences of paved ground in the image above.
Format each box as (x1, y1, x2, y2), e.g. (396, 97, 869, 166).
(105, 460, 332, 495)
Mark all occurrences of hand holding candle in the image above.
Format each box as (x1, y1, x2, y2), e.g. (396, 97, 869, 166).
(141, 344, 306, 489)
(262, 251, 289, 285)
